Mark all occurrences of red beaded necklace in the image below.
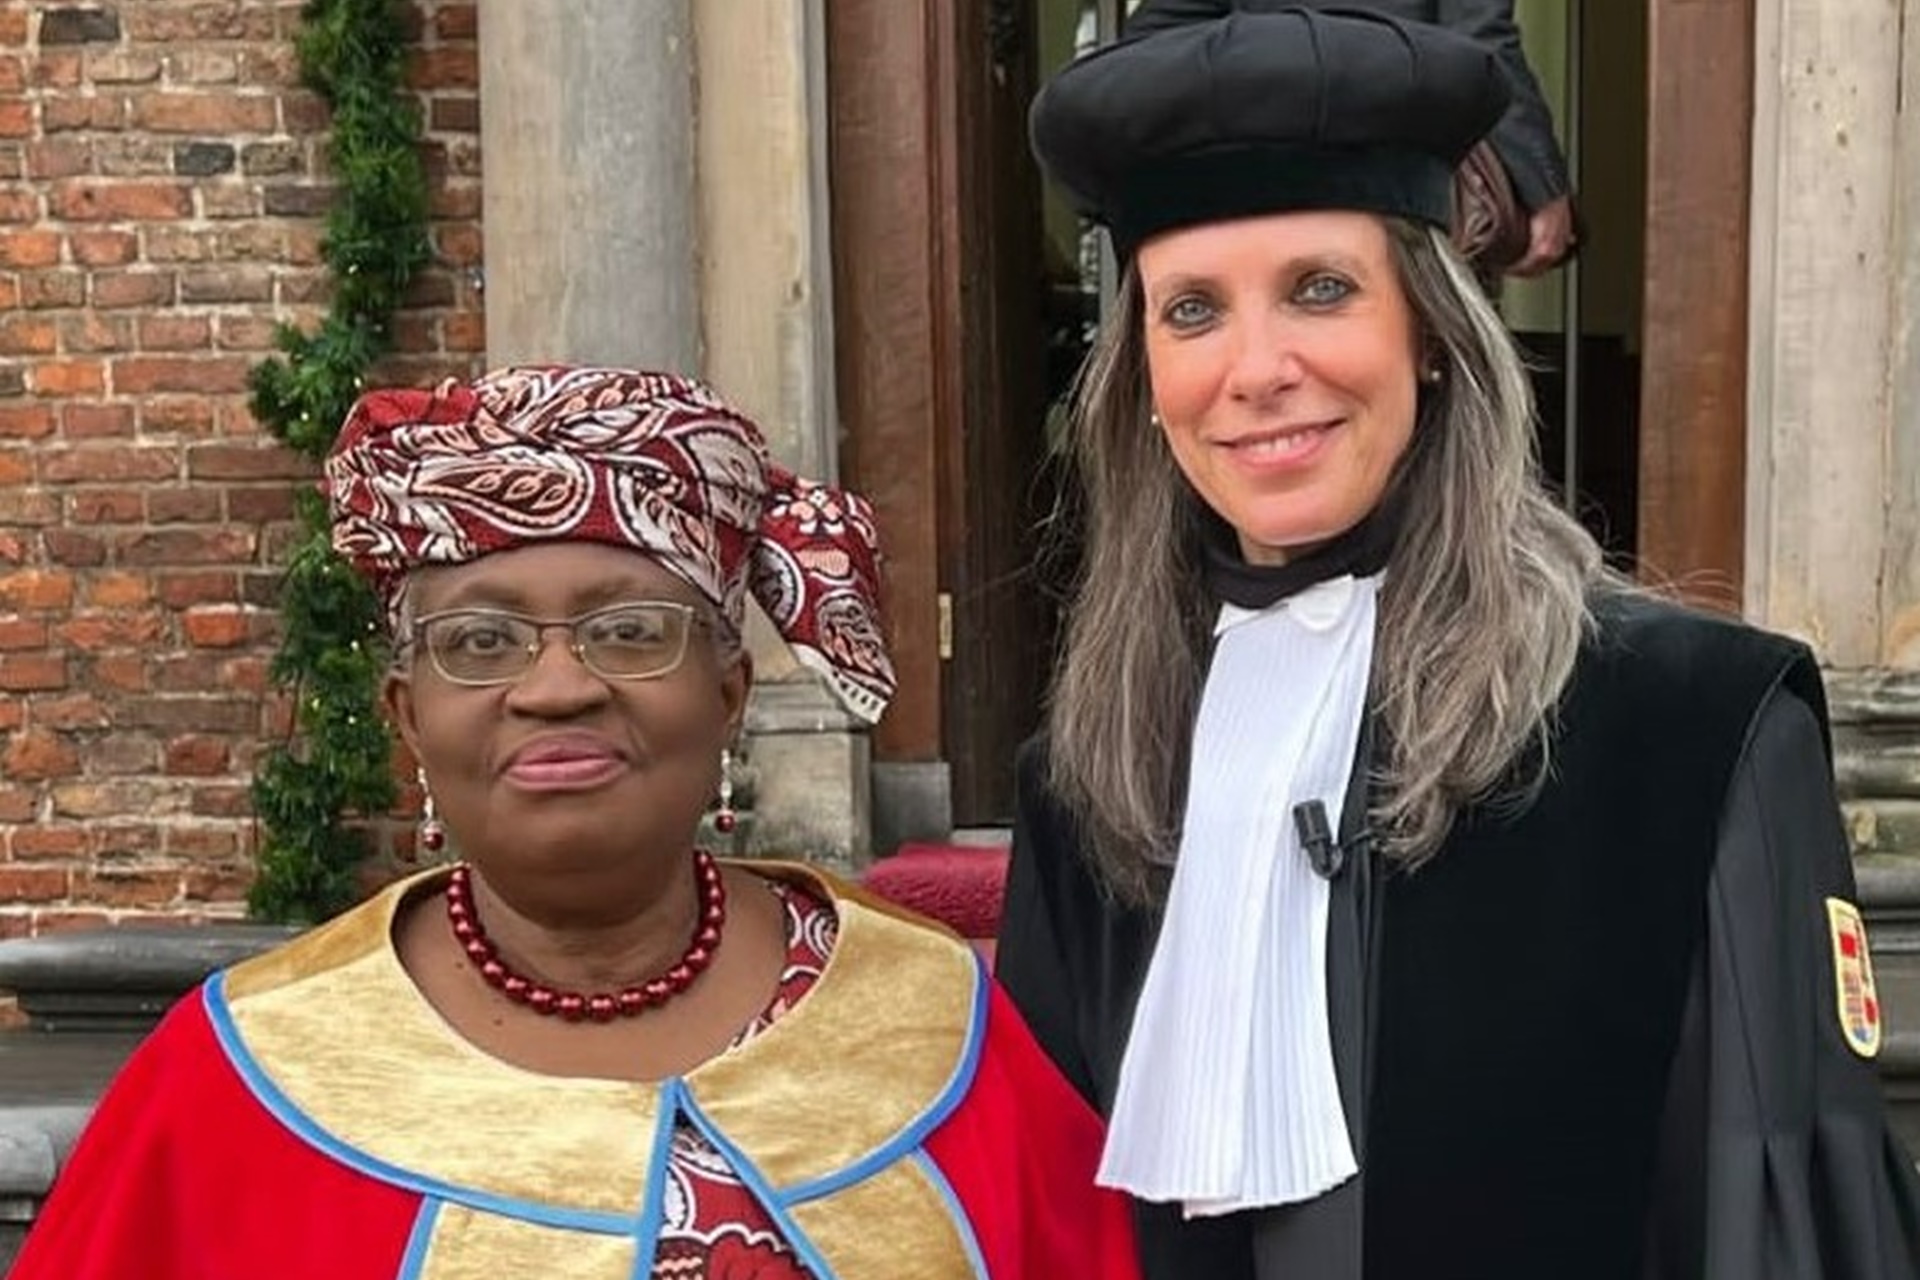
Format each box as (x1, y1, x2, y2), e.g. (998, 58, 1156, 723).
(444, 849, 727, 1022)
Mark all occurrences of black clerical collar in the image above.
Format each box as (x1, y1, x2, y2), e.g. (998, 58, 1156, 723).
(1200, 494, 1402, 610)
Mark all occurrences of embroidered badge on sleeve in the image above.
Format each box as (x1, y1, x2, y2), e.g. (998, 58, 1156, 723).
(1826, 897, 1882, 1059)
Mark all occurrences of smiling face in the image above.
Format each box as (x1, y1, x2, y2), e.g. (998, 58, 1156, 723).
(1135, 209, 1422, 564)
(384, 542, 749, 883)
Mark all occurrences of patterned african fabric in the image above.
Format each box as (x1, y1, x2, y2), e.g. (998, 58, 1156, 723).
(325, 365, 894, 722)
(12, 864, 1142, 1280)
(657, 878, 835, 1278)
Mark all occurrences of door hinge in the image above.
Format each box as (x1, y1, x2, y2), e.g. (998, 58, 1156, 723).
(937, 591, 953, 661)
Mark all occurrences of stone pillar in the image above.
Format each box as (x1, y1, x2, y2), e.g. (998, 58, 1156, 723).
(692, 0, 872, 865)
(1746, 0, 1920, 857)
(1747, 1, 1920, 1116)
(477, 0, 699, 371)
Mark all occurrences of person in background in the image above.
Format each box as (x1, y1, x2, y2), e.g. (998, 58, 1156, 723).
(12, 366, 1139, 1280)
(999, 7, 1920, 1278)
(1130, 0, 1577, 276)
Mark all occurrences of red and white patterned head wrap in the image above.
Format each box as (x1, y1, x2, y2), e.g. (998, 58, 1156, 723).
(324, 365, 894, 723)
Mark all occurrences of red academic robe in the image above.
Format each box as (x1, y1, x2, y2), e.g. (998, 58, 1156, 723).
(13, 864, 1139, 1280)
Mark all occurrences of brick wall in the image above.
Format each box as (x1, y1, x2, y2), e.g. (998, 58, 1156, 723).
(0, 1, 484, 935)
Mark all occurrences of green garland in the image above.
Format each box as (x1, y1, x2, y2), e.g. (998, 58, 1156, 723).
(246, 0, 430, 923)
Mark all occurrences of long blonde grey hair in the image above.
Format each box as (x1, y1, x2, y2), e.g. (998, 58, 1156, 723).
(1045, 219, 1607, 903)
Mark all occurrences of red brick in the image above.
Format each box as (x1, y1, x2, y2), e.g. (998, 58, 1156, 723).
(0, 100, 33, 138)
(68, 229, 135, 265)
(0, 278, 18, 309)
(167, 826, 242, 860)
(182, 863, 251, 900)
(88, 732, 157, 775)
(0, 12, 25, 46)
(131, 92, 276, 135)
(113, 355, 251, 394)
(67, 489, 142, 522)
(147, 487, 220, 523)
(0, 230, 60, 268)
(141, 225, 215, 263)
(182, 607, 248, 648)
(138, 397, 212, 434)
(33, 693, 109, 730)
(119, 528, 255, 566)
(281, 91, 328, 133)
(26, 137, 91, 179)
(0, 787, 36, 823)
(43, 529, 104, 566)
(57, 312, 130, 354)
(81, 573, 150, 608)
(213, 313, 280, 351)
(0, 866, 70, 903)
(240, 44, 298, 87)
(136, 314, 211, 350)
(407, 45, 478, 90)
(32, 52, 82, 91)
(224, 485, 295, 523)
(88, 655, 146, 692)
(3, 729, 80, 781)
(165, 735, 230, 776)
(68, 870, 181, 910)
(28, 359, 106, 397)
(155, 570, 236, 608)
(390, 312, 434, 353)
(8, 826, 86, 861)
(59, 404, 133, 441)
(40, 444, 176, 483)
(92, 137, 171, 178)
(0, 619, 42, 650)
(190, 784, 251, 818)
(49, 180, 192, 221)
(85, 50, 163, 85)
(0, 188, 38, 221)
(42, 96, 125, 133)
(0, 401, 51, 444)
(430, 95, 479, 134)
(434, 3, 478, 40)
(185, 442, 311, 481)
(51, 780, 156, 819)
(0, 55, 19, 94)
(57, 611, 164, 650)
(0, 316, 55, 355)
(91, 270, 176, 308)
(180, 266, 272, 304)
(0, 571, 73, 611)
(0, 489, 57, 524)
(0, 655, 67, 691)
(18, 271, 85, 308)
(199, 184, 257, 219)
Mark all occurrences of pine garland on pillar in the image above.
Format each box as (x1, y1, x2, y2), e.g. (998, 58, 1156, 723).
(246, 0, 431, 924)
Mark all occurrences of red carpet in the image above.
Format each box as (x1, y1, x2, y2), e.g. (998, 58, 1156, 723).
(861, 844, 1010, 944)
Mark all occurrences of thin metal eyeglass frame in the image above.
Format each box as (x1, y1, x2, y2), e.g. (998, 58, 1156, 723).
(409, 600, 709, 687)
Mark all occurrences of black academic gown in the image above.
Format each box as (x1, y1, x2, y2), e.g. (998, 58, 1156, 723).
(998, 593, 1920, 1279)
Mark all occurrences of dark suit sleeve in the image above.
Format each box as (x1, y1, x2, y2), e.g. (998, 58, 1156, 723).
(995, 741, 1100, 1106)
(1646, 687, 1920, 1277)
(1436, 0, 1571, 208)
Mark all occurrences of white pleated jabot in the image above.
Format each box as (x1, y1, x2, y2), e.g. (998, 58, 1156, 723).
(1097, 573, 1378, 1218)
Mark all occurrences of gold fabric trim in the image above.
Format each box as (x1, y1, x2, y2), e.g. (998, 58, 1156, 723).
(416, 1204, 637, 1280)
(789, 1158, 977, 1280)
(218, 861, 982, 1238)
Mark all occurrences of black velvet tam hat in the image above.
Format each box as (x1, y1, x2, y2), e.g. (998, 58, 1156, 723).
(1030, 5, 1510, 257)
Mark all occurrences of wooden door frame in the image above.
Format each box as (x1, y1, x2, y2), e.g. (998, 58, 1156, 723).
(1638, 0, 1752, 600)
(826, 1, 1049, 831)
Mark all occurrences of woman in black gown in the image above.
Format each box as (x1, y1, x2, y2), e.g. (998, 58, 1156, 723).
(997, 7, 1920, 1278)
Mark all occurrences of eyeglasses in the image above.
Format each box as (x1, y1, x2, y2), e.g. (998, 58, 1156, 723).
(410, 602, 708, 686)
